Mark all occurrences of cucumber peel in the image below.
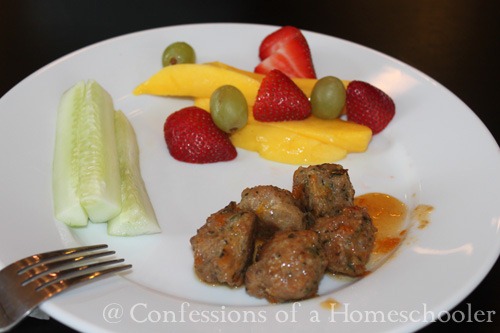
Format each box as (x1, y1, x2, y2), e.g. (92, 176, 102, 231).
(108, 111, 161, 236)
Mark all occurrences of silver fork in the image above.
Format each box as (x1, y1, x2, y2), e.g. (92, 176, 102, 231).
(0, 244, 132, 332)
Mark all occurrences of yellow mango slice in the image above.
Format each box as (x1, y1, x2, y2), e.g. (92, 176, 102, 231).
(135, 62, 348, 108)
(194, 96, 371, 154)
(133, 64, 261, 104)
(231, 121, 347, 165)
(194, 97, 210, 111)
(206, 62, 265, 81)
(206, 61, 349, 97)
(250, 116, 372, 152)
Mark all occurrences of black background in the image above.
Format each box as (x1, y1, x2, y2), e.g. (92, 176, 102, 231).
(1, 0, 498, 332)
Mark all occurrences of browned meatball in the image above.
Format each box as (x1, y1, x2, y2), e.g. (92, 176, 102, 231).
(190, 202, 257, 287)
(312, 206, 376, 276)
(245, 230, 328, 303)
(238, 185, 306, 237)
(292, 163, 355, 218)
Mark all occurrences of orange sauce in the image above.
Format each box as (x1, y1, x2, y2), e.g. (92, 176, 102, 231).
(320, 297, 341, 310)
(412, 204, 434, 229)
(354, 193, 408, 268)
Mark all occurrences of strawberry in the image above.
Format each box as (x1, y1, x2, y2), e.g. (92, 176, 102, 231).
(346, 81, 395, 134)
(253, 69, 311, 122)
(255, 26, 316, 79)
(163, 106, 237, 163)
(258, 26, 303, 60)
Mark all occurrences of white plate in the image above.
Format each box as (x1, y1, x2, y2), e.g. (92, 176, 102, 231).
(1, 23, 499, 333)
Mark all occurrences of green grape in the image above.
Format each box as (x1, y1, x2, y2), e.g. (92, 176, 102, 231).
(210, 85, 248, 133)
(162, 42, 196, 67)
(310, 76, 346, 119)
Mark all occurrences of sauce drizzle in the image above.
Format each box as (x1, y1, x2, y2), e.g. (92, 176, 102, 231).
(354, 193, 408, 268)
(320, 297, 341, 310)
(412, 204, 434, 229)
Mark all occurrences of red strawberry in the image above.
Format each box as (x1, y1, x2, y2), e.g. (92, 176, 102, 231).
(255, 26, 316, 79)
(258, 26, 303, 60)
(164, 107, 237, 163)
(253, 69, 311, 122)
(346, 81, 395, 134)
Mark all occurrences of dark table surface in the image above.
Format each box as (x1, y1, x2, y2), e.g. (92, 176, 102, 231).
(1, 0, 498, 332)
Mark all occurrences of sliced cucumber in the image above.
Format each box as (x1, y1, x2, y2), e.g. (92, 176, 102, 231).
(77, 80, 122, 223)
(108, 111, 161, 236)
(52, 81, 89, 227)
(53, 80, 159, 236)
(53, 80, 122, 225)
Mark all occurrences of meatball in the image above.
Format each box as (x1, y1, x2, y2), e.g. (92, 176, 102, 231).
(312, 206, 376, 276)
(238, 185, 306, 237)
(292, 163, 355, 218)
(190, 202, 257, 287)
(245, 230, 328, 303)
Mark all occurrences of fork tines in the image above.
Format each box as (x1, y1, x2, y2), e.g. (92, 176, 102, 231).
(0, 244, 131, 332)
(8, 244, 132, 292)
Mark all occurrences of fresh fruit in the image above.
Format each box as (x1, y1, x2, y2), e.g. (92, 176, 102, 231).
(191, 71, 347, 112)
(133, 61, 390, 165)
(231, 120, 347, 165)
(164, 106, 237, 163)
(207, 61, 265, 81)
(207, 61, 341, 96)
(134, 62, 342, 105)
(210, 85, 248, 133)
(53, 80, 121, 225)
(133, 63, 261, 105)
(346, 81, 395, 134)
(310, 76, 346, 119)
(258, 26, 301, 60)
(253, 69, 311, 122)
(108, 111, 161, 236)
(194, 97, 212, 111)
(247, 115, 372, 153)
(230, 113, 371, 165)
(162, 41, 196, 67)
(255, 26, 316, 79)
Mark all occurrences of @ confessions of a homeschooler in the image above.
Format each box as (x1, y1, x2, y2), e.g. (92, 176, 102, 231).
(102, 301, 496, 325)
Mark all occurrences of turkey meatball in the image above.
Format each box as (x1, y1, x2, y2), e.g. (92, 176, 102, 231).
(245, 230, 327, 303)
(292, 163, 355, 218)
(190, 202, 257, 287)
(238, 185, 306, 237)
(312, 206, 376, 276)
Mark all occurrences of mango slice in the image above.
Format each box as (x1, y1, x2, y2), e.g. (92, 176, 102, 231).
(133, 63, 261, 104)
(253, 116, 372, 152)
(193, 97, 211, 111)
(192, 98, 371, 154)
(206, 62, 265, 81)
(231, 121, 347, 165)
(134, 62, 349, 105)
(206, 61, 349, 97)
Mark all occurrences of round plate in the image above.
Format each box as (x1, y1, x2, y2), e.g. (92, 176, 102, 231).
(1, 23, 499, 332)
